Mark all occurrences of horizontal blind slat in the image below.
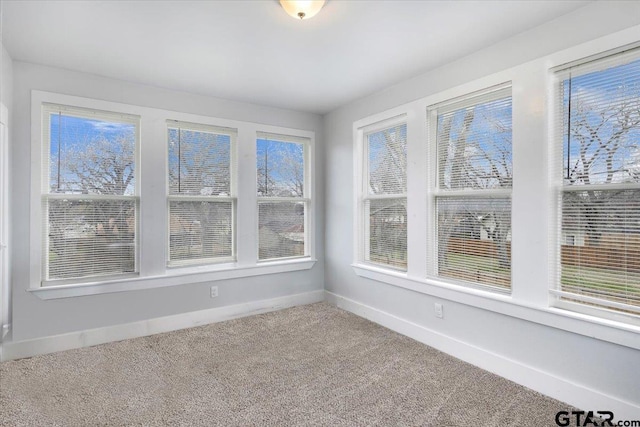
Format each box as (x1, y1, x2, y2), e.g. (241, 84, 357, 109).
(256, 131, 310, 146)
(166, 120, 237, 136)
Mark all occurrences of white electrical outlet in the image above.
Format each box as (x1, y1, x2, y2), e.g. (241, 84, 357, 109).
(434, 302, 443, 319)
(210, 286, 218, 298)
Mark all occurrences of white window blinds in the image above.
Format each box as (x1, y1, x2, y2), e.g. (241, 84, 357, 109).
(257, 132, 309, 261)
(431, 86, 512, 291)
(167, 121, 236, 267)
(553, 48, 640, 319)
(363, 121, 407, 270)
(42, 104, 139, 282)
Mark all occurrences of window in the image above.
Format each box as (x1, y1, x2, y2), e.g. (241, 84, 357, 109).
(32, 93, 316, 299)
(361, 121, 407, 270)
(167, 121, 236, 267)
(256, 132, 310, 261)
(42, 104, 140, 283)
(429, 85, 512, 291)
(553, 48, 640, 320)
(351, 39, 640, 343)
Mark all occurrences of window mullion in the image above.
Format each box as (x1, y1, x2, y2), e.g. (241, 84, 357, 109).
(406, 111, 428, 279)
(139, 114, 166, 277)
(510, 70, 550, 306)
(236, 125, 258, 267)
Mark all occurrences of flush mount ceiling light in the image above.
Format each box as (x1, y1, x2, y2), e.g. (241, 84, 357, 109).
(280, 0, 325, 20)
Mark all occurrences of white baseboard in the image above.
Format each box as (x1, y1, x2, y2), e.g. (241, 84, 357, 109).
(1, 290, 324, 362)
(324, 291, 639, 421)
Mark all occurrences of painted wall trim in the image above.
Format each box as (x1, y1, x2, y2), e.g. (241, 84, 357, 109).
(352, 264, 640, 350)
(30, 259, 317, 300)
(324, 291, 639, 421)
(0, 290, 324, 361)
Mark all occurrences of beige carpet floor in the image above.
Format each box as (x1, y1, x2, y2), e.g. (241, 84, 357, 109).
(0, 302, 574, 426)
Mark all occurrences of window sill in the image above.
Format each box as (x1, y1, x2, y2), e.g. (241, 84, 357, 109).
(352, 263, 640, 350)
(29, 258, 317, 300)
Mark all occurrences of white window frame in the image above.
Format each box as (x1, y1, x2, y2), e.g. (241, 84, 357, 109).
(29, 91, 315, 300)
(256, 132, 312, 262)
(166, 120, 238, 267)
(356, 114, 408, 271)
(40, 103, 141, 285)
(0, 103, 9, 338)
(549, 45, 640, 326)
(351, 29, 640, 350)
(427, 84, 513, 293)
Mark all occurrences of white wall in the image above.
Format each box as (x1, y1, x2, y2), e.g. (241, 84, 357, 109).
(9, 61, 324, 342)
(323, 1, 640, 418)
(1, 45, 12, 109)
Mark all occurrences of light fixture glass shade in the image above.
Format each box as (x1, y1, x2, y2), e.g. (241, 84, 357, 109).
(280, 0, 325, 20)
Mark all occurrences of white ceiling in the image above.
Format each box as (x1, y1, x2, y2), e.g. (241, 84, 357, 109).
(2, 0, 590, 114)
